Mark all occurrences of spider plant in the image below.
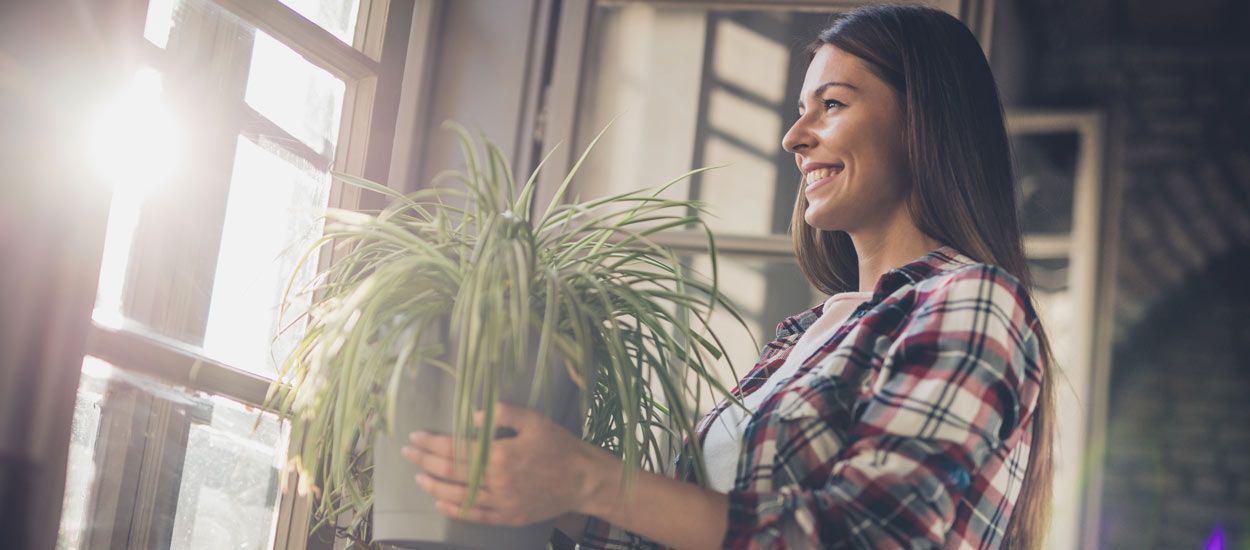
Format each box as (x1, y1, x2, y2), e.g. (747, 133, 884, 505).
(263, 121, 752, 545)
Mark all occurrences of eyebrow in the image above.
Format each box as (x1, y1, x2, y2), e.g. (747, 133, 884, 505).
(797, 81, 859, 111)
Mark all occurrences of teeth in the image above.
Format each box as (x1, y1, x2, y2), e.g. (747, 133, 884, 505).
(805, 166, 841, 185)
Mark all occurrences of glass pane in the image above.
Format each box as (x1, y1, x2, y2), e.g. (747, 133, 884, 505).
(245, 31, 346, 158)
(202, 137, 331, 377)
(575, 5, 838, 237)
(1023, 255, 1087, 550)
(170, 394, 286, 550)
(57, 357, 287, 550)
(1014, 131, 1079, 235)
(143, 0, 180, 48)
(57, 359, 109, 549)
(90, 65, 181, 330)
(683, 253, 822, 411)
(93, 0, 350, 379)
(1028, 256, 1075, 369)
(278, 0, 362, 45)
(1029, 256, 1070, 295)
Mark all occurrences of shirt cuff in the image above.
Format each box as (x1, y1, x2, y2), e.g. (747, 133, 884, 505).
(725, 486, 832, 548)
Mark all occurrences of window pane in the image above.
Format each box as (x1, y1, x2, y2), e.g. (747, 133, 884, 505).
(57, 357, 287, 550)
(1023, 254, 1087, 550)
(575, 5, 837, 237)
(1014, 132, 1079, 235)
(278, 0, 361, 45)
(245, 31, 346, 158)
(682, 253, 821, 411)
(170, 394, 287, 550)
(57, 359, 109, 549)
(93, 0, 350, 378)
(90, 65, 181, 330)
(1028, 256, 1075, 367)
(202, 137, 331, 378)
(143, 0, 180, 48)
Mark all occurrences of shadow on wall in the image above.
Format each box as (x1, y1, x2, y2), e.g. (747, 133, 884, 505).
(1099, 247, 1250, 549)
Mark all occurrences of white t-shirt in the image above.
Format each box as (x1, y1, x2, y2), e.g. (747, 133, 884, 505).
(702, 290, 873, 493)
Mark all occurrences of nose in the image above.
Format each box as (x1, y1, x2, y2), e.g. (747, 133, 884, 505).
(781, 114, 815, 155)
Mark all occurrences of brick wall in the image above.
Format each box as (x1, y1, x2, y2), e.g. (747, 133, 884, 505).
(1033, 45, 1250, 337)
(1096, 251, 1250, 548)
(1029, 37, 1250, 550)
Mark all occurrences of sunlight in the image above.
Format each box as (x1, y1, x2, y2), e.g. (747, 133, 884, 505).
(87, 67, 181, 194)
(202, 137, 329, 378)
(88, 67, 182, 327)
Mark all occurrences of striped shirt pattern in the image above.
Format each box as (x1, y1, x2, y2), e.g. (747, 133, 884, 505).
(580, 245, 1045, 549)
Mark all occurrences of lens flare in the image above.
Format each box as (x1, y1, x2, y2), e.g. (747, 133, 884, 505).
(1203, 524, 1226, 550)
(87, 67, 181, 194)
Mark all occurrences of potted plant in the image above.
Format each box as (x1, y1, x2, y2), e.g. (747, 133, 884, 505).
(264, 122, 749, 549)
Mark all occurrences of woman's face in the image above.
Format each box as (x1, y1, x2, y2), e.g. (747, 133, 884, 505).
(782, 45, 911, 233)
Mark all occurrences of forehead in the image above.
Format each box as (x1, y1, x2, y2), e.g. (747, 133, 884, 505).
(801, 45, 877, 93)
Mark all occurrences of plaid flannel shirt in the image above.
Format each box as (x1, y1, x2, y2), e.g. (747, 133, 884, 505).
(579, 245, 1044, 549)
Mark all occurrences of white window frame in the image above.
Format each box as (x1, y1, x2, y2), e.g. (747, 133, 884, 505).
(1006, 110, 1116, 550)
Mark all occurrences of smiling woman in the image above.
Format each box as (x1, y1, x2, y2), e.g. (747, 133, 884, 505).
(402, 4, 1056, 549)
(785, 45, 913, 241)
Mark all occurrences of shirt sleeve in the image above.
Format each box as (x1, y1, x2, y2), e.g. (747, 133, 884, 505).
(723, 264, 1044, 549)
(575, 312, 814, 550)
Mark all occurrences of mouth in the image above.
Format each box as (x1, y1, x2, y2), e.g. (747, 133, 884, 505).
(804, 164, 844, 187)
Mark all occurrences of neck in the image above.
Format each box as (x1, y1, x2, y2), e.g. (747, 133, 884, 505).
(848, 209, 942, 293)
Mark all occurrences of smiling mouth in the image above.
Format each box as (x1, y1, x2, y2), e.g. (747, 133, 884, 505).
(805, 165, 843, 185)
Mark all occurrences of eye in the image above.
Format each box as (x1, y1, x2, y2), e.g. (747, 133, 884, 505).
(823, 99, 847, 110)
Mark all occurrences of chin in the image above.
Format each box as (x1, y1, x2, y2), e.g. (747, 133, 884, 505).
(803, 210, 844, 232)
(805, 213, 845, 231)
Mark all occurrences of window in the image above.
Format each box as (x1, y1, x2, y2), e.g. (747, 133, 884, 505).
(1007, 112, 1109, 550)
(57, 0, 412, 547)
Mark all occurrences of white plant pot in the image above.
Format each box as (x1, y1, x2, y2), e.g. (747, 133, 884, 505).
(372, 327, 586, 549)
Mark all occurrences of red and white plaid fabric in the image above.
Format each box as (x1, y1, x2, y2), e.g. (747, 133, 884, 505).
(581, 245, 1045, 549)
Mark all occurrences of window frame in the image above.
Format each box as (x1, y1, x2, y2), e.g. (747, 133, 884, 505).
(1006, 110, 1112, 550)
(72, 1, 430, 549)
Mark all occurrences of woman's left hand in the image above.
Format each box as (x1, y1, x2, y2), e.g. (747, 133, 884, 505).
(400, 403, 611, 527)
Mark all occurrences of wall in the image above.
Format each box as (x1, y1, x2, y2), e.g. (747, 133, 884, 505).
(1028, 37, 1250, 340)
(1098, 250, 1250, 548)
(1020, 1, 1250, 547)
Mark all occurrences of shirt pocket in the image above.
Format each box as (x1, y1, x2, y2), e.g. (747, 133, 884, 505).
(768, 380, 856, 487)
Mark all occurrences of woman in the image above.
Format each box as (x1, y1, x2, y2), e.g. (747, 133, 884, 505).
(401, 4, 1055, 548)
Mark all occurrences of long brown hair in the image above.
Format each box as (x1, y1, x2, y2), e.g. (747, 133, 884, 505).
(791, 5, 1056, 548)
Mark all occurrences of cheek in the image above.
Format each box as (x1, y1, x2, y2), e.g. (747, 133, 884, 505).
(850, 127, 909, 188)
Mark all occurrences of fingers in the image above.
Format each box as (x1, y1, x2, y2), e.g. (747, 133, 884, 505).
(400, 445, 470, 482)
(434, 500, 527, 527)
(415, 474, 531, 527)
(407, 430, 457, 456)
(415, 473, 491, 506)
(404, 431, 519, 486)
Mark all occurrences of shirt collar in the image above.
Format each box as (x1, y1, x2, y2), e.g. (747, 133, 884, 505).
(774, 244, 975, 340)
(868, 243, 975, 299)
